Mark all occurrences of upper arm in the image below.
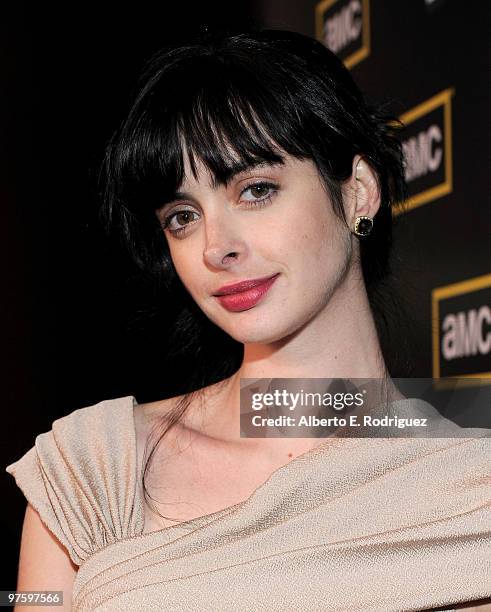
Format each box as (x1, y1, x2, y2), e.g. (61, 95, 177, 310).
(15, 503, 78, 611)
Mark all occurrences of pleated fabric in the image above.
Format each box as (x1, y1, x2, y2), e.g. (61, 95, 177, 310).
(5, 396, 145, 566)
(5, 395, 490, 611)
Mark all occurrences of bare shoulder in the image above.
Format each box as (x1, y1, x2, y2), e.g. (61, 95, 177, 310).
(131, 380, 236, 478)
(16, 503, 77, 611)
(133, 390, 199, 429)
(132, 390, 205, 456)
(134, 394, 177, 429)
(133, 378, 231, 439)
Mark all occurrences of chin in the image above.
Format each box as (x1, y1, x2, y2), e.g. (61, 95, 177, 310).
(222, 315, 302, 345)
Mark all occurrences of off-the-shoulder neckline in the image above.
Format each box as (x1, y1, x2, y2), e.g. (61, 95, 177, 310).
(72, 393, 486, 583)
(108, 392, 487, 549)
(123, 393, 454, 541)
(125, 394, 353, 540)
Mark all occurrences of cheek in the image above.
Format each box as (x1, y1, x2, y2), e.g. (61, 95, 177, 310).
(292, 200, 345, 265)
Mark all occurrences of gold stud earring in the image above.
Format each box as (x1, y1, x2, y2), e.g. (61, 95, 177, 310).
(353, 216, 373, 237)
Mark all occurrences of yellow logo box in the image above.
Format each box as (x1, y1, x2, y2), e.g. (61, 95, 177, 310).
(394, 88, 454, 216)
(432, 273, 491, 387)
(315, 0, 370, 69)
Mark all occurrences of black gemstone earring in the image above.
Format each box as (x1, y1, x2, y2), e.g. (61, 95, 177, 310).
(353, 216, 373, 237)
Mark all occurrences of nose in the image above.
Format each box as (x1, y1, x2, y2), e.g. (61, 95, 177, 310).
(202, 210, 248, 270)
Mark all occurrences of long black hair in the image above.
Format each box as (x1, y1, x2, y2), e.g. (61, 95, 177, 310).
(99, 27, 410, 527)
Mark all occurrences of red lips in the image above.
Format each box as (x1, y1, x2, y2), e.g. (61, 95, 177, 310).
(213, 274, 280, 296)
(213, 274, 280, 312)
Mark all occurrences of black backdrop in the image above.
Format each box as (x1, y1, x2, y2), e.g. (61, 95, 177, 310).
(2, 0, 490, 589)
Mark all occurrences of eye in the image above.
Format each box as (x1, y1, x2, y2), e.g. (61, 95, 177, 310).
(161, 181, 279, 238)
(240, 181, 279, 206)
(160, 208, 199, 236)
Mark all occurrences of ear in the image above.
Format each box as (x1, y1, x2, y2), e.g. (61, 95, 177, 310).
(342, 154, 381, 227)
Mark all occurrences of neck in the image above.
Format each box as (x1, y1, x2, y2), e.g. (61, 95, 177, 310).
(190, 263, 397, 445)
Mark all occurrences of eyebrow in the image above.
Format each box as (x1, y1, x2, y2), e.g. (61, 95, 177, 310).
(157, 159, 285, 213)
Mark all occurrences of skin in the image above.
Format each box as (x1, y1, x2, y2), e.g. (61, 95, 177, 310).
(154, 147, 402, 460)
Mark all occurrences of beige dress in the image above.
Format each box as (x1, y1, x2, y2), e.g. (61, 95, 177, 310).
(5, 395, 491, 611)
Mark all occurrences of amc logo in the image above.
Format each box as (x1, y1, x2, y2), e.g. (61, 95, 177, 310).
(315, 0, 370, 69)
(394, 88, 454, 216)
(432, 274, 491, 387)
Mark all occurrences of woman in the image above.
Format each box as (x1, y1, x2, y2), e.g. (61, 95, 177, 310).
(6, 28, 490, 611)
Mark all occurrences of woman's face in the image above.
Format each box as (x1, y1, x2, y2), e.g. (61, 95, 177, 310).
(156, 150, 354, 345)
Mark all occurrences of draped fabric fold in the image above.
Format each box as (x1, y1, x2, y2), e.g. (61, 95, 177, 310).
(6, 395, 490, 611)
(72, 429, 490, 611)
(5, 396, 145, 566)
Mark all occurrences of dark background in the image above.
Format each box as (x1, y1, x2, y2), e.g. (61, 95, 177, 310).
(2, 0, 489, 589)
